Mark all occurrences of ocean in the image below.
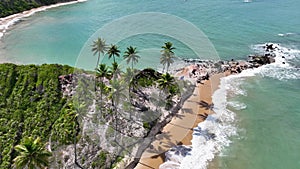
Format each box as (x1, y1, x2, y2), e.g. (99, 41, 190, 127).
(0, 0, 300, 169)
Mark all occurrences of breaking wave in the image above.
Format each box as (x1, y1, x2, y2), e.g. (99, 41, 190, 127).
(161, 43, 300, 169)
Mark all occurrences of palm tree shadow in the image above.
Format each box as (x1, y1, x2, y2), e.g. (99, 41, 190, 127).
(138, 162, 156, 169)
(174, 113, 185, 119)
(181, 108, 194, 114)
(197, 100, 214, 110)
(146, 131, 175, 155)
(198, 112, 209, 121)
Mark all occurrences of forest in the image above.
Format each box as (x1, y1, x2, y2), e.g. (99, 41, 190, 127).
(0, 63, 77, 168)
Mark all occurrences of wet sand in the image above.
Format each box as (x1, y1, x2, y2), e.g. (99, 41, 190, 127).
(135, 73, 225, 169)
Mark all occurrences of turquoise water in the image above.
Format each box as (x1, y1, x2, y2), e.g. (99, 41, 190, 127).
(1, 0, 300, 169)
(210, 77, 300, 169)
(1, 0, 300, 64)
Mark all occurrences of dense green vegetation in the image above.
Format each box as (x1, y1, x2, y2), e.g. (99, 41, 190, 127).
(13, 137, 52, 169)
(0, 0, 75, 17)
(0, 63, 75, 168)
(0, 37, 180, 168)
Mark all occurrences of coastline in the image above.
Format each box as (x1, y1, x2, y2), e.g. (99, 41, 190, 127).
(135, 73, 225, 169)
(0, 0, 87, 39)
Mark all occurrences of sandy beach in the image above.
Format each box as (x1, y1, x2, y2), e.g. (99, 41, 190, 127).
(135, 73, 225, 169)
(0, 0, 86, 39)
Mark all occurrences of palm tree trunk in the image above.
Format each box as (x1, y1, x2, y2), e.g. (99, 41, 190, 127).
(74, 116, 84, 169)
(94, 53, 100, 91)
(166, 63, 170, 73)
(96, 53, 101, 70)
(99, 80, 103, 115)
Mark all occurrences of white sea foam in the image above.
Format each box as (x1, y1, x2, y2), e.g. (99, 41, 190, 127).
(227, 101, 247, 110)
(243, 0, 252, 3)
(252, 43, 300, 80)
(161, 43, 300, 169)
(179, 76, 238, 169)
(0, 0, 87, 40)
(277, 32, 296, 37)
(160, 72, 241, 169)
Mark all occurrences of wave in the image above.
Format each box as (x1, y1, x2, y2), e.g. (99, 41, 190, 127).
(227, 101, 247, 110)
(277, 32, 296, 37)
(0, 0, 87, 40)
(179, 76, 238, 169)
(161, 43, 300, 169)
(243, 0, 252, 3)
(251, 43, 300, 80)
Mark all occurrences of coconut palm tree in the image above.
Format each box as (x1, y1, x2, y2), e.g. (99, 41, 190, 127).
(161, 42, 176, 73)
(109, 79, 126, 137)
(157, 73, 175, 95)
(97, 64, 112, 81)
(107, 44, 120, 63)
(13, 137, 52, 169)
(109, 79, 126, 109)
(122, 67, 134, 83)
(157, 73, 176, 111)
(162, 42, 176, 53)
(123, 46, 140, 70)
(96, 63, 112, 112)
(111, 62, 122, 79)
(91, 37, 108, 70)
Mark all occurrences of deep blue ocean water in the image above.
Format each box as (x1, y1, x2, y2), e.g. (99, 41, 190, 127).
(0, 0, 299, 168)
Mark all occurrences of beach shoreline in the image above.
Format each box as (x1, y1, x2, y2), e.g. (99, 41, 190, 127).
(133, 47, 278, 168)
(135, 72, 226, 169)
(0, 0, 87, 39)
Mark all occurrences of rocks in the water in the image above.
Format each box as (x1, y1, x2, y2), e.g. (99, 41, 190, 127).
(248, 54, 275, 66)
(263, 43, 279, 52)
(181, 48, 277, 77)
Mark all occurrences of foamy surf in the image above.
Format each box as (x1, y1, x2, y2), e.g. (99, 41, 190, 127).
(0, 0, 87, 40)
(227, 101, 247, 110)
(251, 43, 300, 80)
(277, 32, 296, 37)
(160, 43, 300, 169)
(179, 76, 238, 169)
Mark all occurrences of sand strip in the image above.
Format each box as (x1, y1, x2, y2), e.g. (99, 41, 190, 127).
(0, 0, 87, 39)
(134, 73, 225, 169)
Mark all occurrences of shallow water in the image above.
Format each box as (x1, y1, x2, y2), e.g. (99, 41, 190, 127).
(210, 77, 300, 169)
(1, 0, 299, 65)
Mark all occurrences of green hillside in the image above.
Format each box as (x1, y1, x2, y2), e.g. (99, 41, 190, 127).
(0, 63, 75, 168)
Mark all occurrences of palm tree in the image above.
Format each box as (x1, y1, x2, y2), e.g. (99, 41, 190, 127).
(13, 137, 52, 169)
(123, 46, 140, 70)
(91, 37, 108, 70)
(96, 64, 112, 112)
(157, 73, 175, 93)
(70, 102, 84, 169)
(161, 42, 176, 73)
(157, 73, 176, 111)
(107, 44, 120, 63)
(111, 62, 122, 79)
(109, 79, 126, 139)
(96, 64, 112, 83)
(122, 67, 134, 83)
(162, 42, 176, 53)
(109, 79, 126, 109)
